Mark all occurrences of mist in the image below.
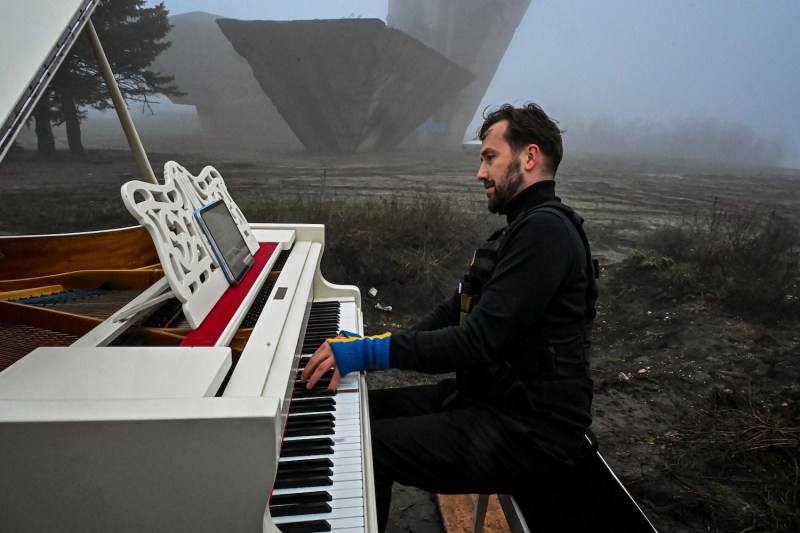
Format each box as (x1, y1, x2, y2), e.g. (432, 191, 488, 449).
(139, 1, 800, 168)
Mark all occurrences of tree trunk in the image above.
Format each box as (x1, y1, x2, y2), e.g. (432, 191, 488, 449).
(61, 87, 85, 155)
(33, 107, 55, 154)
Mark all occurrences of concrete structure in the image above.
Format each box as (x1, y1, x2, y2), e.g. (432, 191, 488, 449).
(216, 18, 473, 153)
(387, 0, 532, 147)
(150, 1, 532, 152)
(151, 12, 302, 150)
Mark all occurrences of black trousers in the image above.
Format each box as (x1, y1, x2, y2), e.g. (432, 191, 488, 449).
(368, 380, 569, 532)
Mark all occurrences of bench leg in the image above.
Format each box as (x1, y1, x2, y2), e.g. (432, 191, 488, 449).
(497, 494, 531, 533)
(472, 494, 490, 533)
(472, 494, 531, 533)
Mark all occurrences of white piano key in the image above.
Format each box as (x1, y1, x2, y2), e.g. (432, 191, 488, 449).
(285, 406, 358, 421)
(338, 301, 359, 333)
(328, 516, 367, 529)
(282, 420, 362, 439)
(337, 377, 361, 390)
(282, 433, 362, 446)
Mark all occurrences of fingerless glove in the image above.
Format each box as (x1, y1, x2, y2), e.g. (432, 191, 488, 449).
(327, 332, 391, 376)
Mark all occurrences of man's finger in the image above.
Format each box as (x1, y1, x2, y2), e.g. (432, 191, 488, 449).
(307, 353, 334, 389)
(328, 369, 342, 391)
(301, 343, 329, 382)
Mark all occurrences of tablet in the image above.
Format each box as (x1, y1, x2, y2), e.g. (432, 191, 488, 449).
(194, 200, 253, 284)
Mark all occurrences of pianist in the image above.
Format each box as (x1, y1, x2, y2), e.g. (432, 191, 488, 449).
(303, 102, 597, 531)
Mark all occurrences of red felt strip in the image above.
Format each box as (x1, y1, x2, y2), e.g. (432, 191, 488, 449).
(181, 242, 279, 347)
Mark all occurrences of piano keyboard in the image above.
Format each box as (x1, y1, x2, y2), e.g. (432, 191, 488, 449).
(269, 299, 368, 532)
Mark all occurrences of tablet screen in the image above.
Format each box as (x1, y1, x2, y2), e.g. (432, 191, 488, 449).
(194, 200, 253, 284)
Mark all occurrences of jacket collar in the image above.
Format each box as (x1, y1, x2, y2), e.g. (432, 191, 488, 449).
(504, 179, 559, 224)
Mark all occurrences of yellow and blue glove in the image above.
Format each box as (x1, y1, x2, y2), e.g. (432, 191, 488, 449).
(327, 331, 391, 376)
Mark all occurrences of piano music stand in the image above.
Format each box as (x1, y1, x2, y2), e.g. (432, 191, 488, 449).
(119, 162, 260, 330)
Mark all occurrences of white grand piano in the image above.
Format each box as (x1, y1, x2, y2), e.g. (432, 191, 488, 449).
(0, 1, 377, 531)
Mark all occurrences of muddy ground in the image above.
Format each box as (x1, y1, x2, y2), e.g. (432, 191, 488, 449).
(1, 142, 798, 532)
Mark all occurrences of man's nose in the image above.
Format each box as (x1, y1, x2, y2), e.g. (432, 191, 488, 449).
(476, 163, 488, 180)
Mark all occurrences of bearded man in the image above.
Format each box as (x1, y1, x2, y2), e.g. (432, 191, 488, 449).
(303, 102, 597, 532)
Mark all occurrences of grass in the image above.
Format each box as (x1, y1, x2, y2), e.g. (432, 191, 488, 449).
(5, 178, 799, 532)
(671, 393, 800, 532)
(237, 192, 493, 313)
(627, 201, 800, 323)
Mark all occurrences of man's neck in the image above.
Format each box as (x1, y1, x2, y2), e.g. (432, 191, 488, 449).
(503, 179, 558, 223)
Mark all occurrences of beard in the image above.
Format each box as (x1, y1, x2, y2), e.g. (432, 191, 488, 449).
(487, 156, 525, 214)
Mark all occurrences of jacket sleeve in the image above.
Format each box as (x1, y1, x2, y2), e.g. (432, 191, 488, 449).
(389, 211, 574, 374)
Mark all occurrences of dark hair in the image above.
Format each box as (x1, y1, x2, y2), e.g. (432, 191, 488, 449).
(478, 103, 564, 174)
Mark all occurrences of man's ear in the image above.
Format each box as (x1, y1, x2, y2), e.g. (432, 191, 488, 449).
(523, 144, 540, 172)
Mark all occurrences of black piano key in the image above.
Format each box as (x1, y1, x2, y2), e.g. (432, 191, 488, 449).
(271, 491, 332, 506)
(304, 321, 339, 331)
(276, 465, 333, 481)
(307, 319, 338, 325)
(276, 467, 333, 484)
(310, 301, 340, 310)
(277, 458, 333, 474)
(280, 438, 335, 457)
(276, 519, 332, 533)
(296, 360, 331, 373)
(305, 311, 339, 325)
(271, 250, 291, 271)
(273, 474, 333, 489)
(280, 444, 334, 457)
(292, 387, 335, 399)
(289, 399, 335, 414)
(284, 424, 335, 438)
(285, 413, 335, 427)
(271, 501, 332, 518)
(294, 378, 332, 391)
(308, 308, 337, 317)
(241, 279, 275, 328)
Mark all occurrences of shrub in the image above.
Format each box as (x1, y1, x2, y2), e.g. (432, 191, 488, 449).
(673, 392, 800, 532)
(635, 201, 800, 321)
(240, 192, 493, 314)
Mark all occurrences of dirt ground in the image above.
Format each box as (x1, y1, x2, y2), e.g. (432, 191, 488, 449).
(1, 142, 798, 532)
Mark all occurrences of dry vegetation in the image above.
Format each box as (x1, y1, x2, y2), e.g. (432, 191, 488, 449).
(1, 148, 798, 532)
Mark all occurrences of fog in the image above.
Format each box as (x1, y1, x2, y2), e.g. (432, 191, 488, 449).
(139, 0, 799, 168)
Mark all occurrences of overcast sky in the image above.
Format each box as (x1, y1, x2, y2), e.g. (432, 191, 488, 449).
(152, 1, 800, 167)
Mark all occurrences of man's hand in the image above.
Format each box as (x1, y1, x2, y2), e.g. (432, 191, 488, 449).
(301, 331, 391, 391)
(301, 339, 343, 390)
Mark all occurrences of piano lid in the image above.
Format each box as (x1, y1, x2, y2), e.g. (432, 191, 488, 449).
(0, 0, 101, 162)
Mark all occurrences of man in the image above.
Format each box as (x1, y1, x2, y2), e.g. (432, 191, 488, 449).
(302, 102, 597, 531)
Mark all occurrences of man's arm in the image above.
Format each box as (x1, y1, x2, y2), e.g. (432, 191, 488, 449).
(302, 212, 576, 384)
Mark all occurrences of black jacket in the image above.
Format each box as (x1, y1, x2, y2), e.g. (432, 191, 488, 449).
(389, 180, 594, 462)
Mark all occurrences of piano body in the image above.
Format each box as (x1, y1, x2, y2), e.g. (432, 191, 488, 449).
(0, 1, 377, 531)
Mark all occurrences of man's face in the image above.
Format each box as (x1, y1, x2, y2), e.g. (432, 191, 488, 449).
(477, 120, 525, 214)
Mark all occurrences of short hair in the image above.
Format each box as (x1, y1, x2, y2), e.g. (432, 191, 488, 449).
(478, 103, 564, 174)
